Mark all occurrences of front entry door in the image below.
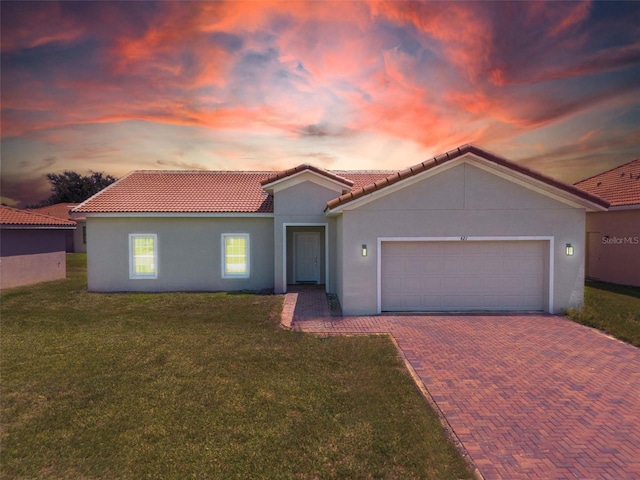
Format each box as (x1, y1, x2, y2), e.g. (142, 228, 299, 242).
(294, 232, 321, 283)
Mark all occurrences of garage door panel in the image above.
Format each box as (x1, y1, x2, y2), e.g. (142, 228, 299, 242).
(480, 242, 504, 254)
(383, 295, 404, 309)
(422, 276, 443, 292)
(381, 255, 403, 274)
(462, 256, 484, 274)
(381, 240, 545, 311)
(519, 256, 543, 272)
(442, 294, 483, 309)
(422, 256, 444, 270)
(521, 275, 542, 290)
(461, 242, 483, 254)
(402, 258, 425, 275)
(404, 276, 426, 294)
(442, 256, 464, 274)
(482, 255, 507, 274)
(442, 242, 464, 254)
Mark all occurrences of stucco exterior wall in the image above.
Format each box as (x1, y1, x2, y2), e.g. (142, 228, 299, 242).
(86, 216, 274, 292)
(73, 220, 87, 253)
(0, 229, 68, 289)
(337, 163, 586, 315)
(272, 181, 339, 293)
(335, 215, 344, 303)
(585, 209, 640, 286)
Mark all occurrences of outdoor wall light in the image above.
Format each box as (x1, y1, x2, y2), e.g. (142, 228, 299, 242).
(362, 244, 368, 257)
(565, 243, 574, 256)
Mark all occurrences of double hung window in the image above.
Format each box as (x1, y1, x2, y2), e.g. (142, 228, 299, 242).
(222, 234, 250, 278)
(129, 234, 157, 279)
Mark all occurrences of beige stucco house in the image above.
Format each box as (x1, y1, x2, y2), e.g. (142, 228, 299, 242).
(0, 206, 76, 289)
(575, 158, 640, 287)
(73, 145, 608, 315)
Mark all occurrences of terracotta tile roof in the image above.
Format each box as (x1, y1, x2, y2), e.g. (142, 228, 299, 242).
(74, 169, 396, 214)
(260, 164, 354, 187)
(74, 171, 275, 213)
(27, 203, 84, 221)
(325, 144, 610, 211)
(0, 205, 77, 227)
(72, 146, 608, 215)
(333, 171, 396, 190)
(574, 158, 640, 207)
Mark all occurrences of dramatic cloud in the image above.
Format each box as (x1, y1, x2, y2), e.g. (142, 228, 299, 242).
(1, 0, 638, 206)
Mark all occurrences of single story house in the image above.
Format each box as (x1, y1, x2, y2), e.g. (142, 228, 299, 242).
(574, 158, 640, 287)
(0, 205, 76, 289)
(73, 145, 608, 315)
(27, 203, 87, 253)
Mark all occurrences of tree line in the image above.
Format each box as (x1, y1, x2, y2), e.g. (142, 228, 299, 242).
(28, 171, 118, 208)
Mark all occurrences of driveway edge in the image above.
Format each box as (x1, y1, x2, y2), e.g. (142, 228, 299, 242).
(388, 335, 485, 480)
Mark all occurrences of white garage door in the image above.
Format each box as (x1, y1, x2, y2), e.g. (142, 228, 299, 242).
(381, 241, 546, 311)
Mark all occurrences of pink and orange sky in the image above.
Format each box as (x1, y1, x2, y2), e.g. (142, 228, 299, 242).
(1, 0, 639, 207)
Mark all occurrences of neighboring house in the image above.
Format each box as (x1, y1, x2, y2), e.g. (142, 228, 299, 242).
(0, 205, 76, 289)
(73, 145, 608, 315)
(574, 158, 640, 287)
(27, 203, 87, 253)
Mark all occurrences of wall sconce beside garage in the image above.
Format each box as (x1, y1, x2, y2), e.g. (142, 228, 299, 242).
(565, 243, 574, 256)
(362, 244, 368, 257)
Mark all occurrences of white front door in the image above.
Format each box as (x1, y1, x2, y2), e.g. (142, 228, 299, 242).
(294, 232, 321, 283)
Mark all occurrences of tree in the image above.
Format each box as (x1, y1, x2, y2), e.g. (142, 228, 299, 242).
(31, 171, 118, 207)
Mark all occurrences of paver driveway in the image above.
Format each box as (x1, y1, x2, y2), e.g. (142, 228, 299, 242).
(291, 300, 640, 479)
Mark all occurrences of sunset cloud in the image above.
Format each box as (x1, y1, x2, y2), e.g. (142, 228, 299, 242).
(1, 0, 638, 206)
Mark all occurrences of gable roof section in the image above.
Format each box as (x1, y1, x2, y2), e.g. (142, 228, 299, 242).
(325, 144, 610, 212)
(0, 205, 77, 228)
(74, 171, 274, 214)
(574, 158, 640, 207)
(28, 203, 84, 221)
(260, 164, 354, 189)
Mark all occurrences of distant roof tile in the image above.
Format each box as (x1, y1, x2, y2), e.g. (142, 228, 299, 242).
(574, 158, 640, 207)
(28, 203, 84, 221)
(0, 205, 77, 227)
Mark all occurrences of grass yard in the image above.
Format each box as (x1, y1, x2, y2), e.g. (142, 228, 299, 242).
(1, 254, 471, 479)
(567, 281, 640, 347)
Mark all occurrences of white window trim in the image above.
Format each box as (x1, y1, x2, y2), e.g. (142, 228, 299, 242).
(129, 233, 158, 279)
(222, 233, 250, 279)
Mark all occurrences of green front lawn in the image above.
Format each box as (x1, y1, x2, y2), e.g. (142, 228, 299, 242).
(1, 254, 471, 479)
(567, 281, 640, 347)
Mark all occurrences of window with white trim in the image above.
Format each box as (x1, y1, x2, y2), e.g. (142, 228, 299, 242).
(222, 234, 250, 278)
(129, 234, 158, 279)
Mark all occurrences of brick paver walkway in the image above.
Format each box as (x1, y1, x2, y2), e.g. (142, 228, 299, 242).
(285, 291, 640, 480)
